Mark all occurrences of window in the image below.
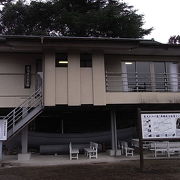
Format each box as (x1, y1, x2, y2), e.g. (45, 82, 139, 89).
(106, 59, 179, 92)
(125, 61, 151, 91)
(55, 53, 68, 67)
(124, 61, 178, 92)
(80, 53, 92, 67)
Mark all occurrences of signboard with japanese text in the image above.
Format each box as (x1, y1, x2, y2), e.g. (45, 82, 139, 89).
(0, 120, 7, 140)
(24, 65, 31, 88)
(141, 113, 180, 139)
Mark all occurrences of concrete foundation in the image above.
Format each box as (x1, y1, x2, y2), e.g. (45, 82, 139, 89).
(18, 153, 31, 161)
(108, 149, 121, 156)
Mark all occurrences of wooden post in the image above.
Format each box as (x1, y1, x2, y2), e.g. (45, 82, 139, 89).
(138, 108, 144, 171)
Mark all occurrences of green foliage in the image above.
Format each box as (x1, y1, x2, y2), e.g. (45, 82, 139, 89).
(0, 0, 152, 38)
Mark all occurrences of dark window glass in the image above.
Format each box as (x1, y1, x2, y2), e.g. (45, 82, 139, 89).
(154, 62, 166, 90)
(55, 53, 68, 67)
(80, 53, 92, 67)
(125, 62, 151, 91)
(136, 62, 151, 91)
(126, 62, 136, 90)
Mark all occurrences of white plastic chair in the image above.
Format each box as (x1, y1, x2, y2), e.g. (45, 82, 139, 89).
(69, 142, 79, 160)
(121, 141, 134, 157)
(84, 142, 98, 159)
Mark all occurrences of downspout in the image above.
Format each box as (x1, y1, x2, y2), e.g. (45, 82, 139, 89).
(40, 36, 45, 108)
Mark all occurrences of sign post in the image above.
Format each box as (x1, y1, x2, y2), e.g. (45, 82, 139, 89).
(138, 108, 144, 171)
(0, 120, 7, 161)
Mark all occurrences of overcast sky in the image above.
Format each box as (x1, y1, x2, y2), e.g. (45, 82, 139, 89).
(123, 0, 180, 43)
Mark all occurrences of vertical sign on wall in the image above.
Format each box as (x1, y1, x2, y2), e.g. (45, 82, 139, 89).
(24, 65, 31, 88)
(0, 120, 7, 141)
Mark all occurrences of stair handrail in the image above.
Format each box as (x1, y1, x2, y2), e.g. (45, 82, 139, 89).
(3, 88, 41, 119)
(2, 87, 42, 130)
(7, 95, 42, 129)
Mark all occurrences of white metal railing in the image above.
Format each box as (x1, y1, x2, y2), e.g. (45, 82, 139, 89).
(106, 72, 180, 92)
(3, 87, 43, 133)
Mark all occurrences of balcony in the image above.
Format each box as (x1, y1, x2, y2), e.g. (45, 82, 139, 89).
(105, 72, 180, 92)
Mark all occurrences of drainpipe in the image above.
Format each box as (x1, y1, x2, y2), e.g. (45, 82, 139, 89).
(40, 36, 44, 107)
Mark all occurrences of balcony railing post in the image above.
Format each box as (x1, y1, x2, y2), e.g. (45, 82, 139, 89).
(135, 72, 139, 92)
(164, 72, 168, 91)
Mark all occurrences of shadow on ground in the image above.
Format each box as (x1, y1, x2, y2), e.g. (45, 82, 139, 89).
(0, 159, 180, 180)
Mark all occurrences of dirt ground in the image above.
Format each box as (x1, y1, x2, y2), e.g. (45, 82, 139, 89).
(0, 159, 180, 180)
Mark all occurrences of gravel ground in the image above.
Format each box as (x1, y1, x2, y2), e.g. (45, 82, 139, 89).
(0, 159, 180, 180)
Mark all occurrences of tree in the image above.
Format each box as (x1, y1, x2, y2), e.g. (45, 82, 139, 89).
(0, 0, 13, 5)
(169, 35, 180, 44)
(0, 0, 153, 38)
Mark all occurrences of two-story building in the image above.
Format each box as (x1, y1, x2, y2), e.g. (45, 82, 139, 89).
(0, 35, 180, 159)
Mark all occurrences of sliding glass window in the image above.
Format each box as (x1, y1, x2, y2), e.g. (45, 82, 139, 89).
(125, 62, 151, 91)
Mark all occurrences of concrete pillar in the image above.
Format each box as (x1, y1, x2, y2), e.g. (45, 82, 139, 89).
(110, 111, 119, 156)
(0, 141, 2, 161)
(18, 126, 31, 161)
(111, 112, 115, 151)
(21, 126, 28, 154)
(169, 63, 178, 92)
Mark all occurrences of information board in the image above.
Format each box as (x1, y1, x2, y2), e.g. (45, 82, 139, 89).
(141, 113, 180, 139)
(0, 120, 7, 140)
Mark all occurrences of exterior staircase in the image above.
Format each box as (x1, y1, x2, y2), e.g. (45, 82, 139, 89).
(2, 87, 43, 140)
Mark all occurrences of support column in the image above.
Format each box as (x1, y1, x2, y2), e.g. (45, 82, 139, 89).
(0, 141, 3, 161)
(21, 126, 28, 154)
(18, 126, 31, 161)
(169, 63, 178, 92)
(111, 111, 115, 151)
(109, 110, 119, 156)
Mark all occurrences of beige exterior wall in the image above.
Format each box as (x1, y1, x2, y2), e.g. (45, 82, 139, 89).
(105, 54, 180, 105)
(55, 68, 68, 104)
(68, 53, 81, 106)
(55, 53, 180, 106)
(80, 68, 93, 104)
(0, 53, 37, 107)
(44, 51, 56, 106)
(1, 40, 180, 108)
(55, 66, 93, 105)
(92, 53, 106, 105)
(106, 92, 180, 104)
(55, 52, 105, 106)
